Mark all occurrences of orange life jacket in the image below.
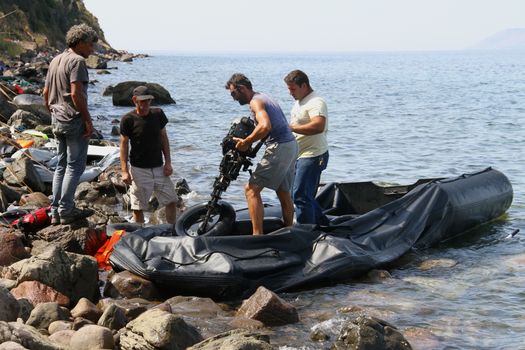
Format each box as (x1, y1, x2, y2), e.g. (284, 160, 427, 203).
(94, 230, 126, 270)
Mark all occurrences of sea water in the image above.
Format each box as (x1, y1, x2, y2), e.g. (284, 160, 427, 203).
(88, 50, 525, 349)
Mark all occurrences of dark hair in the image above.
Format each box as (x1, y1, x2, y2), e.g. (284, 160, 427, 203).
(225, 73, 253, 90)
(284, 69, 310, 87)
(65, 24, 99, 48)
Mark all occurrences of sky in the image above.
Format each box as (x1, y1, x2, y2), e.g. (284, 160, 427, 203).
(83, 0, 525, 53)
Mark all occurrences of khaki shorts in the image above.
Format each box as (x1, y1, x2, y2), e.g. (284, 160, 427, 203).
(250, 140, 298, 192)
(129, 165, 178, 210)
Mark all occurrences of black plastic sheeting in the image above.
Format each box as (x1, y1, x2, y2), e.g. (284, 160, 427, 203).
(110, 168, 513, 299)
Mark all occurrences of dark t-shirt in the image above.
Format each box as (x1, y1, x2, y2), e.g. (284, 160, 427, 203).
(120, 108, 168, 168)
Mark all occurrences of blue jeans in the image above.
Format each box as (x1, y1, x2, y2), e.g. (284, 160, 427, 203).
(51, 117, 89, 217)
(293, 151, 329, 225)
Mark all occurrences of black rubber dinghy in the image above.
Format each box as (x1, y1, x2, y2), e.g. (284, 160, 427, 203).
(109, 168, 513, 299)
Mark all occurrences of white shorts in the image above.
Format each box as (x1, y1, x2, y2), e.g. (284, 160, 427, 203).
(129, 165, 178, 210)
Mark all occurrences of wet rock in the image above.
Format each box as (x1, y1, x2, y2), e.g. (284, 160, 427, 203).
(175, 178, 191, 196)
(7, 109, 45, 130)
(48, 330, 75, 347)
(0, 321, 63, 350)
(310, 327, 330, 342)
(0, 232, 30, 266)
(229, 317, 265, 330)
(96, 69, 111, 75)
(9, 246, 99, 304)
(120, 308, 202, 350)
(365, 269, 393, 282)
(102, 85, 114, 96)
(418, 258, 457, 271)
(32, 225, 102, 255)
(338, 305, 365, 314)
(18, 192, 50, 208)
(236, 286, 299, 327)
(16, 298, 33, 322)
(70, 297, 102, 323)
(332, 316, 412, 350)
(10, 281, 70, 307)
(166, 296, 226, 318)
(4, 157, 45, 192)
(97, 297, 156, 320)
(403, 327, 441, 350)
(188, 329, 272, 350)
(26, 302, 71, 330)
(97, 303, 128, 331)
(86, 55, 107, 69)
(70, 324, 114, 350)
(48, 320, 72, 334)
(104, 270, 161, 300)
(112, 81, 176, 106)
(0, 286, 20, 322)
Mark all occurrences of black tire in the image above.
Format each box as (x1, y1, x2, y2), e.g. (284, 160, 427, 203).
(175, 201, 236, 237)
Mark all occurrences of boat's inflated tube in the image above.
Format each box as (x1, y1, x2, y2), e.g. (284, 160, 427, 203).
(110, 168, 513, 299)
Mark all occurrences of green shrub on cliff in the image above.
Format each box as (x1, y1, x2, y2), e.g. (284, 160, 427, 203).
(0, 0, 110, 59)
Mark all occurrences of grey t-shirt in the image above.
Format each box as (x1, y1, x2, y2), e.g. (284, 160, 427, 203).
(45, 49, 89, 122)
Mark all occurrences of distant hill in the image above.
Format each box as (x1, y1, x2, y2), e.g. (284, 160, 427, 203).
(471, 28, 525, 50)
(0, 0, 113, 59)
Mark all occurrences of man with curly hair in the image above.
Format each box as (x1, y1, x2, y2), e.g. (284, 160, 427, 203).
(43, 24, 98, 224)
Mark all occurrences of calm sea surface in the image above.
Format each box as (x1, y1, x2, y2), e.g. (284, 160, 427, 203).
(88, 51, 525, 349)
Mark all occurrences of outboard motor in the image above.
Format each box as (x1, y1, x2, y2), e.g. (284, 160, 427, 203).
(175, 117, 264, 236)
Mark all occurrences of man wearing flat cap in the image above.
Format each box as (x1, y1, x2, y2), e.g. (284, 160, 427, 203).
(119, 85, 178, 224)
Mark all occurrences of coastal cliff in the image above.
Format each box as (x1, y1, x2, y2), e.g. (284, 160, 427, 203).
(0, 0, 113, 61)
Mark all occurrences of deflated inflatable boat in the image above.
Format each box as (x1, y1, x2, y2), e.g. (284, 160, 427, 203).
(109, 167, 513, 299)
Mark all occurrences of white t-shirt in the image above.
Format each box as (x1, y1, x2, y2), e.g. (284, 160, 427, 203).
(290, 91, 328, 158)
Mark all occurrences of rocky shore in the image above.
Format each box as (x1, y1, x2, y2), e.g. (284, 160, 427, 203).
(0, 45, 417, 349)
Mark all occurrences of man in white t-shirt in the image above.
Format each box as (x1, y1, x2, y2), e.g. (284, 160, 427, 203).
(284, 70, 329, 225)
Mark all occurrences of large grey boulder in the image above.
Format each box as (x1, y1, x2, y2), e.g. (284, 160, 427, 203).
(119, 308, 203, 350)
(112, 81, 176, 106)
(9, 246, 99, 304)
